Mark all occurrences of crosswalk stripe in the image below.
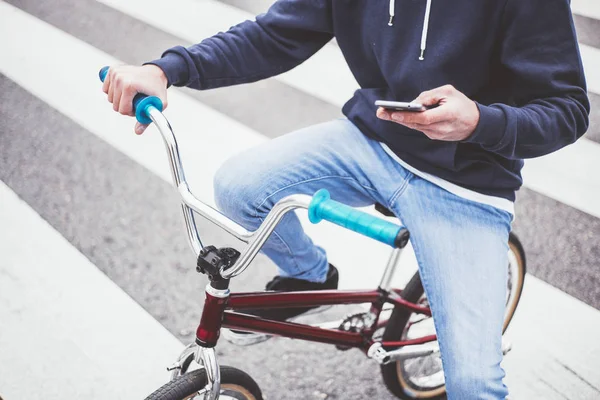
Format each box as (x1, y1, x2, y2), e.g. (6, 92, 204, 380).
(221, 0, 600, 24)
(0, 180, 183, 400)
(97, 0, 599, 101)
(572, 0, 600, 21)
(503, 276, 600, 398)
(522, 137, 600, 220)
(581, 43, 600, 95)
(96, 0, 357, 108)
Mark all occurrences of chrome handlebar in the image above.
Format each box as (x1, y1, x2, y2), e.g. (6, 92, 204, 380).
(147, 107, 312, 279)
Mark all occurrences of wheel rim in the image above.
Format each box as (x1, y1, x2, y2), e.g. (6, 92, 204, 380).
(221, 384, 258, 400)
(395, 241, 525, 396)
(503, 241, 525, 331)
(396, 297, 446, 397)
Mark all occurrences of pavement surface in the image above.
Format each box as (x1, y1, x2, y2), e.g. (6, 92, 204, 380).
(1, 1, 600, 399)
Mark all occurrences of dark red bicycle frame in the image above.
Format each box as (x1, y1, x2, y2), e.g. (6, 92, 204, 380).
(196, 288, 436, 352)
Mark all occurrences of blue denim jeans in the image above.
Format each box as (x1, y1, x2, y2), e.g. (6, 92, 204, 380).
(214, 119, 512, 399)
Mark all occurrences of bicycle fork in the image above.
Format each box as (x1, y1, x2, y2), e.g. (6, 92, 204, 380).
(165, 283, 226, 400)
(193, 282, 231, 400)
(194, 345, 221, 400)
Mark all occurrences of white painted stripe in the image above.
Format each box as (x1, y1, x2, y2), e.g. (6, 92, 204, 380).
(0, 180, 183, 400)
(0, 1, 263, 199)
(581, 44, 600, 95)
(96, 0, 600, 99)
(388, 240, 600, 398)
(572, 0, 600, 21)
(96, 0, 357, 108)
(522, 137, 600, 219)
(503, 276, 600, 399)
(520, 24, 599, 214)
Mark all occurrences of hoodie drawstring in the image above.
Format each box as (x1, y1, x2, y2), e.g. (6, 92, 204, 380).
(388, 0, 433, 61)
(419, 0, 432, 60)
(388, 0, 395, 26)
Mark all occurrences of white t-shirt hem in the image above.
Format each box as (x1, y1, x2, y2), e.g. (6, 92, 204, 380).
(380, 143, 515, 216)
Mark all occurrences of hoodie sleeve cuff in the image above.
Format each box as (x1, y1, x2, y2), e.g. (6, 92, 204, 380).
(144, 51, 189, 88)
(464, 102, 508, 150)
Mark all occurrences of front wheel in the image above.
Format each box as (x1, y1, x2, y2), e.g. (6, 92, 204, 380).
(145, 366, 263, 400)
(380, 232, 527, 399)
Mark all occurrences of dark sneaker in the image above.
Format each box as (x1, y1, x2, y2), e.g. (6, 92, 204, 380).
(243, 264, 339, 321)
(228, 264, 339, 338)
(224, 265, 339, 344)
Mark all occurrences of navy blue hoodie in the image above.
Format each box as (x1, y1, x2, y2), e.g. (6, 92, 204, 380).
(149, 0, 590, 201)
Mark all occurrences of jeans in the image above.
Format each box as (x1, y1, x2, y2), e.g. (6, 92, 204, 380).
(214, 119, 512, 399)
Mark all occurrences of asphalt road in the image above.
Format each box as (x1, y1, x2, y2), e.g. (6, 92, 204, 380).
(1, 1, 600, 399)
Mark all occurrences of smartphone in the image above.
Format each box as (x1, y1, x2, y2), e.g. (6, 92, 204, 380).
(375, 100, 436, 112)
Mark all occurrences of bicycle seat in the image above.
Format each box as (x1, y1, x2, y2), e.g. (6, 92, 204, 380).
(374, 203, 395, 217)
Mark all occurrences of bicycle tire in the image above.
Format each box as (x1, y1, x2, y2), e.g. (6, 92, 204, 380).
(380, 232, 527, 399)
(145, 366, 263, 400)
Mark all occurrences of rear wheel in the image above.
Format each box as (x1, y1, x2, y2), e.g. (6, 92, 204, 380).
(380, 232, 526, 399)
(145, 366, 263, 400)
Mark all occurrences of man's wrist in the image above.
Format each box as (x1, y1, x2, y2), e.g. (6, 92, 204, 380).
(463, 102, 507, 149)
(144, 51, 189, 88)
(465, 99, 481, 140)
(144, 64, 168, 88)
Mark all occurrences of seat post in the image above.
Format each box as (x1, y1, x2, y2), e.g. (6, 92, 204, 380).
(379, 247, 403, 291)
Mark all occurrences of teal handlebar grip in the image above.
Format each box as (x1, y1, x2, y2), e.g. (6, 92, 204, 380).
(308, 189, 409, 248)
(98, 66, 164, 124)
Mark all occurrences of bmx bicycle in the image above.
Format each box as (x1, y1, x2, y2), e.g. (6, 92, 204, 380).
(99, 67, 526, 400)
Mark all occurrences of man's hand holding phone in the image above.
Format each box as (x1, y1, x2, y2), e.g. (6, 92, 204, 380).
(376, 85, 480, 142)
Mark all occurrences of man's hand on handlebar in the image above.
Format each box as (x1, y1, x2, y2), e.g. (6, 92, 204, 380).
(101, 64, 168, 135)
